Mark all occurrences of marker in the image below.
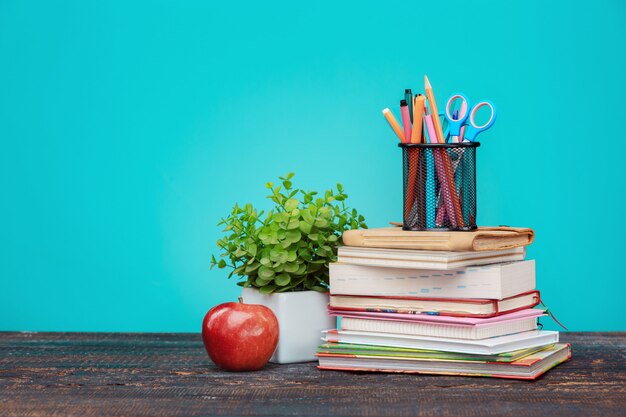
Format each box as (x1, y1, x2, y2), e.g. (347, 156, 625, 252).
(400, 100, 412, 143)
(405, 89, 413, 123)
(411, 94, 425, 144)
(382, 108, 405, 143)
(422, 108, 436, 228)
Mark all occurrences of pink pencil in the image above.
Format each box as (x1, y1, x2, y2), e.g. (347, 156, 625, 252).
(400, 100, 412, 143)
(425, 108, 457, 227)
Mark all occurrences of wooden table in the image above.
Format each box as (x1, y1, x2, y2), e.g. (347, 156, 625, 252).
(0, 332, 624, 416)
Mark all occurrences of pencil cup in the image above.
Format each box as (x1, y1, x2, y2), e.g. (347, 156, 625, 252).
(400, 142, 480, 231)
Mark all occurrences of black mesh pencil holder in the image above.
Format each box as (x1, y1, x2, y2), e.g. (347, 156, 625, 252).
(400, 142, 480, 231)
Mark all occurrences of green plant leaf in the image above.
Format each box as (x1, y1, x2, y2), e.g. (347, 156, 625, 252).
(314, 219, 328, 228)
(275, 273, 291, 286)
(286, 219, 300, 230)
(284, 198, 299, 212)
(285, 229, 301, 243)
(258, 266, 275, 280)
(299, 221, 312, 234)
(255, 276, 271, 286)
(259, 285, 277, 294)
(283, 262, 299, 273)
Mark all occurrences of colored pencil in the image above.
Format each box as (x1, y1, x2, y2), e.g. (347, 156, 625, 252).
(424, 75, 445, 144)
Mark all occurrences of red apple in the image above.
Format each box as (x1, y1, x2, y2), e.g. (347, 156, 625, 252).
(202, 297, 279, 371)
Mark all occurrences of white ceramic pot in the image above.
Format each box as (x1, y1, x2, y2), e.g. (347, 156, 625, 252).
(241, 287, 334, 364)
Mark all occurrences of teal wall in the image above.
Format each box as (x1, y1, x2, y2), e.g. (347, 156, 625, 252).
(1, 1, 625, 332)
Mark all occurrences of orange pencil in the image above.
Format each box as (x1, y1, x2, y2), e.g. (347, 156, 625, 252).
(424, 75, 445, 144)
(382, 108, 406, 143)
(424, 76, 464, 226)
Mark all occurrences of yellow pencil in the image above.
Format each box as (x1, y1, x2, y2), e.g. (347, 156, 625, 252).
(424, 75, 445, 143)
(382, 108, 406, 143)
(411, 95, 425, 144)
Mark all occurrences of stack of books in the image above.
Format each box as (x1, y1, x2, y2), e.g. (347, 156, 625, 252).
(317, 228, 571, 380)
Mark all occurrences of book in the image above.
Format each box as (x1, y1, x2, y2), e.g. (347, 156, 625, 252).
(328, 291, 541, 318)
(337, 246, 526, 270)
(317, 343, 571, 380)
(329, 260, 536, 300)
(342, 226, 534, 252)
(337, 313, 543, 340)
(331, 307, 545, 324)
(321, 329, 559, 355)
(317, 342, 555, 363)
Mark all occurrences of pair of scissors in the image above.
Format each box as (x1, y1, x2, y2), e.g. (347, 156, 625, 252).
(444, 93, 497, 143)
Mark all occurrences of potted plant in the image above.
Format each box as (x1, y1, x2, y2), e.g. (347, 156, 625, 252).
(211, 173, 367, 363)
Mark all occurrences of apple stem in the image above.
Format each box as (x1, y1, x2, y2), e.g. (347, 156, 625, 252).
(238, 297, 243, 304)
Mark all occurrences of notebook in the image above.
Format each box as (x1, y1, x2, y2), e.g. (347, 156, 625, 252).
(337, 246, 526, 270)
(338, 316, 539, 340)
(317, 342, 555, 363)
(342, 226, 534, 252)
(329, 260, 536, 300)
(317, 343, 570, 380)
(330, 306, 545, 325)
(321, 329, 559, 355)
(328, 291, 541, 318)
(336, 312, 544, 340)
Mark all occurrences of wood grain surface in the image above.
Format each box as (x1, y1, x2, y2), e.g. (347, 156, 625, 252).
(1, 332, 625, 417)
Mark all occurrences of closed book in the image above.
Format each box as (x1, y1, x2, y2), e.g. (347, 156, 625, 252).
(317, 343, 571, 380)
(328, 291, 541, 318)
(321, 329, 559, 355)
(317, 342, 554, 363)
(337, 246, 525, 270)
(337, 314, 541, 340)
(342, 226, 534, 252)
(331, 307, 545, 325)
(329, 260, 536, 300)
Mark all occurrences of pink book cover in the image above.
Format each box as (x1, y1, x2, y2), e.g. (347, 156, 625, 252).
(329, 308, 546, 327)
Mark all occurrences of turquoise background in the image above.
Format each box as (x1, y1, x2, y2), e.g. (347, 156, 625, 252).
(1, 1, 625, 332)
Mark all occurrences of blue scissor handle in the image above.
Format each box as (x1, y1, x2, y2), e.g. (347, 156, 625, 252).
(463, 100, 497, 142)
(444, 93, 470, 137)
